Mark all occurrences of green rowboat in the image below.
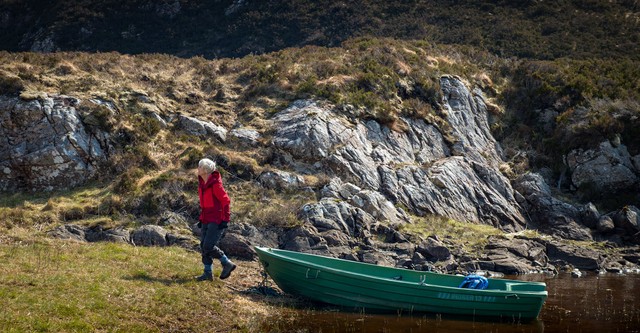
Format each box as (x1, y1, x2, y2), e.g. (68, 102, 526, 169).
(255, 247, 547, 319)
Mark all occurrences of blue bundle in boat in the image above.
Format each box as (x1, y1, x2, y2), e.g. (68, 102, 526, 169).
(458, 274, 489, 290)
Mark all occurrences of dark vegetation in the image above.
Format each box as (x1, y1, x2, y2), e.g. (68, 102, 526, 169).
(1, 0, 638, 61)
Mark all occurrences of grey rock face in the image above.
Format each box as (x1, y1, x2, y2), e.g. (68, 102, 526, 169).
(272, 92, 525, 231)
(320, 178, 408, 223)
(390, 157, 525, 231)
(566, 141, 638, 194)
(440, 76, 503, 165)
(0, 95, 109, 191)
(272, 100, 450, 187)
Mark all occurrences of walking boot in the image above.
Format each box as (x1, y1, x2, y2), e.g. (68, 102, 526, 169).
(196, 271, 213, 281)
(219, 262, 236, 280)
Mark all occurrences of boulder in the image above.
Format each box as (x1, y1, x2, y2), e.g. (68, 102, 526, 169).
(0, 95, 109, 191)
(514, 173, 592, 241)
(258, 170, 305, 191)
(597, 215, 615, 233)
(84, 225, 130, 243)
(219, 223, 279, 260)
(175, 114, 227, 142)
(49, 224, 131, 244)
(299, 197, 374, 237)
(157, 211, 189, 227)
(416, 237, 452, 261)
(566, 141, 638, 195)
(229, 127, 261, 146)
(478, 236, 548, 274)
(48, 224, 87, 242)
(281, 225, 326, 252)
(166, 233, 198, 251)
(358, 249, 395, 267)
(131, 225, 168, 246)
(485, 236, 548, 265)
(613, 206, 640, 235)
(580, 202, 600, 229)
(546, 241, 603, 270)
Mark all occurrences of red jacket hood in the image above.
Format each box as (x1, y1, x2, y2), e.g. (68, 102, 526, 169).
(199, 171, 222, 188)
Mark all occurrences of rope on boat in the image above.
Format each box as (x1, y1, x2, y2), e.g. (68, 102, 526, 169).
(243, 262, 282, 296)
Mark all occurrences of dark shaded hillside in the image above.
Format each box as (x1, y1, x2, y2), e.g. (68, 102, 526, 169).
(1, 0, 638, 60)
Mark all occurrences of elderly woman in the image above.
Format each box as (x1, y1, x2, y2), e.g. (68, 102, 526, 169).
(196, 158, 236, 281)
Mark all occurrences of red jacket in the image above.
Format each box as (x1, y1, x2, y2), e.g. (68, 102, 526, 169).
(198, 171, 230, 224)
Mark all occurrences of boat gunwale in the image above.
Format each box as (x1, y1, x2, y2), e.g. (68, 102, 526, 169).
(255, 247, 548, 298)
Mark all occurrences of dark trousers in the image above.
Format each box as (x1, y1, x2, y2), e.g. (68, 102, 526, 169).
(200, 223, 226, 266)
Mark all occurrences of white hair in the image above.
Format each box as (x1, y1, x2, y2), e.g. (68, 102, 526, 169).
(198, 158, 217, 173)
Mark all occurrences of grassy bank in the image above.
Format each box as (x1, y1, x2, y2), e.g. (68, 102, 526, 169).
(0, 230, 294, 333)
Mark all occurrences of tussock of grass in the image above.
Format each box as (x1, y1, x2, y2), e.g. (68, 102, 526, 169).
(401, 215, 503, 253)
(0, 186, 115, 230)
(229, 182, 314, 229)
(0, 236, 286, 332)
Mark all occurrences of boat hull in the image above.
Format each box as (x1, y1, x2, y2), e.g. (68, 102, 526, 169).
(255, 247, 547, 319)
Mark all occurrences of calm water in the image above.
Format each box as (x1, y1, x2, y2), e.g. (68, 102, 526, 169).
(262, 273, 640, 333)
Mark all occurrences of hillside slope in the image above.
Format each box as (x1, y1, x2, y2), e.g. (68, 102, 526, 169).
(1, 39, 639, 278)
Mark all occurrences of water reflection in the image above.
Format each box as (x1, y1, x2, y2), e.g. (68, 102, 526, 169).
(261, 273, 640, 333)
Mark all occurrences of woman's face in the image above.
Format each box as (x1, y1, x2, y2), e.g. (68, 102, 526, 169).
(197, 166, 208, 178)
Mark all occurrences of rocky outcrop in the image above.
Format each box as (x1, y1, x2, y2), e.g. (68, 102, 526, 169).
(320, 178, 409, 223)
(0, 95, 110, 191)
(271, 78, 526, 232)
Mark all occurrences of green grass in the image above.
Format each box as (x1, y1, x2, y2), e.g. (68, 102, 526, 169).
(401, 215, 503, 253)
(0, 237, 272, 332)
